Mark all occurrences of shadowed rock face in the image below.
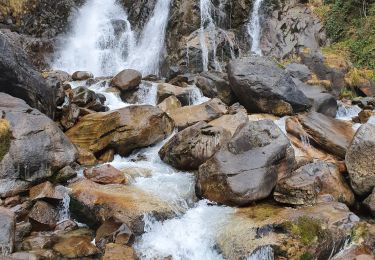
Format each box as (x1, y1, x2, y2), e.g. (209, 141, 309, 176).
(0, 32, 55, 117)
(346, 123, 375, 196)
(197, 120, 295, 206)
(228, 56, 311, 116)
(0, 93, 77, 197)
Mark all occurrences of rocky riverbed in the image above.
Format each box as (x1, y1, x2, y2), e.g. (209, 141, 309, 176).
(0, 0, 375, 259)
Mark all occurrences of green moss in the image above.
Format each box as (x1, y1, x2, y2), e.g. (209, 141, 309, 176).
(0, 119, 11, 161)
(351, 222, 368, 244)
(340, 87, 357, 100)
(283, 217, 328, 245)
(300, 252, 314, 260)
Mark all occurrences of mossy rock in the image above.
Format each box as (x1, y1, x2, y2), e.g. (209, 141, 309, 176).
(0, 119, 11, 161)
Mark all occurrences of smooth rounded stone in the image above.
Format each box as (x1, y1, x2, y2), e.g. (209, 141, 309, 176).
(103, 243, 137, 260)
(53, 233, 99, 258)
(293, 78, 338, 117)
(346, 124, 375, 196)
(159, 121, 232, 170)
(66, 105, 174, 157)
(197, 120, 295, 206)
(364, 188, 375, 217)
(0, 93, 78, 197)
(28, 201, 58, 231)
(216, 201, 359, 260)
(195, 71, 236, 105)
(227, 56, 311, 116)
(21, 232, 58, 251)
(274, 161, 355, 206)
(0, 207, 15, 255)
(157, 95, 182, 113)
(209, 103, 249, 136)
(0, 33, 55, 117)
(298, 111, 355, 159)
(157, 83, 195, 105)
(83, 164, 126, 184)
(69, 179, 175, 234)
(43, 70, 72, 85)
(285, 63, 312, 82)
(71, 71, 94, 81)
(358, 110, 375, 123)
(71, 86, 108, 112)
(29, 181, 64, 202)
(168, 98, 228, 130)
(110, 69, 142, 91)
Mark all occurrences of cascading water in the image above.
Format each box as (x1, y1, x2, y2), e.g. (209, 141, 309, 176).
(199, 0, 222, 72)
(52, 0, 135, 76)
(53, 0, 172, 77)
(248, 0, 265, 55)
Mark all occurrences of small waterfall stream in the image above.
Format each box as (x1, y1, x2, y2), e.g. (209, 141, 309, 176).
(53, 0, 171, 76)
(248, 0, 265, 55)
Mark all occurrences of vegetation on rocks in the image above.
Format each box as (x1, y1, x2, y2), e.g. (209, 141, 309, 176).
(0, 119, 11, 161)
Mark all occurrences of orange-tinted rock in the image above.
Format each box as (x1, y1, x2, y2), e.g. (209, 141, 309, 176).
(84, 165, 126, 184)
(103, 243, 137, 260)
(28, 201, 58, 231)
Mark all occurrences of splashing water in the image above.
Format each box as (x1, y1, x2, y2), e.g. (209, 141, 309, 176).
(53, 0, 172, 76)
(248, 0, 265, 55)
(134, 200, 234, 260)
(246, 245, 274, 260)
(57, 187, 71, 222)
(199, 0, 222, 72)
(335, 102, 361, 120)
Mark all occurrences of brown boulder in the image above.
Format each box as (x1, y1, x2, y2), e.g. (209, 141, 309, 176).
(363, 188, 375, 217)
(29, 181, 64, 201)
(69, 179, 174, 234)
(53, 233, 99, 258)
(28, 201, 58, 231)
(72, 71, 94, 81)
(197, 120, 295, 206)
(103, 243, 137, 260)
(159, 121, 231, 170)
(157, 83, 195, 105)
(274, 161, 355, 206)
(157, 95, 182, 113)
(110, 69, 142, 91)
(84, 164, 126, 184)
(66, 105, 174, 157)
(298, 112, 355, 159)
(168, 98, 228, 130)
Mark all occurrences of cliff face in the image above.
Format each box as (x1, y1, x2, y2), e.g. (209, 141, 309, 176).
(0, 0, 326, 73)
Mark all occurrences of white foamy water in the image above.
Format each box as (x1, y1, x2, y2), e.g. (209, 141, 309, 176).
(335, 102, 361, 121)
(135, 200, 234, 260)
(199, 0, 222, 72)
(53, 0, 171, 77)
(248, 0, 265, 55)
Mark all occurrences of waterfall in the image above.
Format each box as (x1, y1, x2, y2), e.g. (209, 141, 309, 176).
(52, 0, 172, 77)
(199, 0, 222, 72)
(248, 0, 265, 55)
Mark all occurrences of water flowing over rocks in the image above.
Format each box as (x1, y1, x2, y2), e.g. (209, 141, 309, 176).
(228, 56, 311, 116)
(346, 123, 375, 196)
(197, 120, 295, 206)
(0, 93, 77, 197)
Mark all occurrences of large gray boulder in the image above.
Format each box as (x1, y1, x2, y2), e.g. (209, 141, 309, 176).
(159, 121, 231, 170)
(0, 32, 55, 117)
(197, 120, 295, 206)
(293, 78, 337, 117)
(346, 124, 375, 196)
(227, 56, 311, 116)
(0, 93, 78, 197)
(0, 207, 15, 255)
